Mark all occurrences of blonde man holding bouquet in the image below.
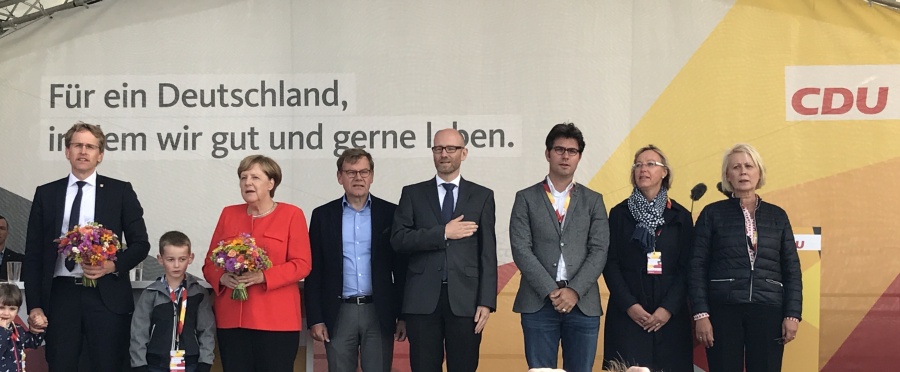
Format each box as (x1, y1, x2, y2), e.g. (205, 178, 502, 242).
(24, 121, 151, 372)
(202, 154, 312, 372)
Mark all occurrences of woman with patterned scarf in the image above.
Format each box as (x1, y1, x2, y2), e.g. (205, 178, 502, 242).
(603, 145, 694, 372)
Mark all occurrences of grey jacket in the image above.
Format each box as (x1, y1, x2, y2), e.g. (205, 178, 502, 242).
(129, 273, 216, 369)
(510, 181, 610, 316)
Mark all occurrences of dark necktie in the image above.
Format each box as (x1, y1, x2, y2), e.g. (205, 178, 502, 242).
(66, 181, 86, 271)
(441, 183, 456, 223)
(441, 183, 456, 281)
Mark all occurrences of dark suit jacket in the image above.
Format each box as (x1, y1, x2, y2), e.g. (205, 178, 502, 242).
(24, 175, 150, 316)
(305, 195, 407, 334)
(391, 177, 497, 317)
(0, 248, 25, 280)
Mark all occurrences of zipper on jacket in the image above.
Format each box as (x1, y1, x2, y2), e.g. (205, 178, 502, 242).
(710, 278, 735, 282)
(766, 279, 783, 287)
(749, 268, 754, 301)
(149, 324, 156, 340)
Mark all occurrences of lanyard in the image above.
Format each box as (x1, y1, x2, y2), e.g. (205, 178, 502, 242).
(169, 283, 188, 350)
(543, 182, 573, 224)
(10, 324, 24, 372)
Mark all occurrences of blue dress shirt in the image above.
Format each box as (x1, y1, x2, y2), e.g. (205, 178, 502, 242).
(342, 195, 373, 298)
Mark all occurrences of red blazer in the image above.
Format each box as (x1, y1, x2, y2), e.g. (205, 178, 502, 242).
(202, 203, 312, 331)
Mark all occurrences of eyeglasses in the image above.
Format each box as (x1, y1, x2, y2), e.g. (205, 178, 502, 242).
(342, 169, 372, 178)
(632, 161, 666, 170)
(69, 142, 100, 151)
(431, 146, 464, 154)
(551, 146, 580, 156)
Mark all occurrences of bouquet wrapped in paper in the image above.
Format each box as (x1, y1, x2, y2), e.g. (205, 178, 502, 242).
(57, 222, 121, 287)
(209, 233, 272, 301)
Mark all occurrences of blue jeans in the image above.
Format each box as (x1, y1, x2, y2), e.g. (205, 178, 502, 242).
(521, 301, 600, 372)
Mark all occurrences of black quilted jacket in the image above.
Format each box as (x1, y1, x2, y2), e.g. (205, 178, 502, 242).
(689, 197, 802, 319)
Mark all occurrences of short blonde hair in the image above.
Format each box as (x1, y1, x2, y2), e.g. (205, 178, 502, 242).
(720, 143, 766, 193)
(64, 121, 106, 152)
(630, 144, 672, 189)
(237, 155, 283, 197)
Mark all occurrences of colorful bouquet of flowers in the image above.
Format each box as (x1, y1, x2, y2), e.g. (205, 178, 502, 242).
(57, 222, 121, 287)
(209, 233, 273, 301)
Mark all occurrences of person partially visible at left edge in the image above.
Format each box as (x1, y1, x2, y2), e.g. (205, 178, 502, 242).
(202, 154, 312, 372)
(391, 128, 497, 372)
(0, 283, 45, 372)
(603, 145, 694, 372)
(130, 231, 215, 372)
(24, 121, 151, 372)
(305, 148, 408, 372)
(509, 122, 609, 372)
(690, 143, 802, 372)
(0, 215, 26, 280)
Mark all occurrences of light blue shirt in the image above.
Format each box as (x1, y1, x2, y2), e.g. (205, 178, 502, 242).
(342, 195, 373, 298)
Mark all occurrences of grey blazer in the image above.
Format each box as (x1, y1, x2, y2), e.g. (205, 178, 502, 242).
(509, 181, 610, 316)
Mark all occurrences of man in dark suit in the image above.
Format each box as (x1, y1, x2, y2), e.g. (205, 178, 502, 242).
(510, 123, 609, 372)
(305, 148, 408, 372)
(0, 215, 26, 280)
(24, 122, 150, 372)
(391, 128, 497, 372)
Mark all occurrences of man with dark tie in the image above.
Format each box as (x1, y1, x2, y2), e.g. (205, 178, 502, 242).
(391, 128, 497, 372)
(0, 215, 26, 280)
(305, 148, 408, 371)
(24, 122, 150, 372)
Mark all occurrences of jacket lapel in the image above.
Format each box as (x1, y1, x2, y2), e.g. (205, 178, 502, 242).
(330, 199, 345, 273)
(454, 178, 473, 220)
(52, 178, 68, 234)
(94, 175, 106, 225)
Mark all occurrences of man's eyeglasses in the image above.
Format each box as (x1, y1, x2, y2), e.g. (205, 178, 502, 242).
(632, 161, 666, 170)
(342, 169, 372, 178)
(551, 146, 580, 156)
(69, 142, 100, 151)
(432, 146, 464, 154)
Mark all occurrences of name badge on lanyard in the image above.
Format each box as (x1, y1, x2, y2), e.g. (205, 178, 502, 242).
(169, 283, 188, 372)
(647, 251, 662, 275)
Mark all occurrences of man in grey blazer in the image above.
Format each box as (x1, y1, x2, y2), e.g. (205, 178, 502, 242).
(510, 123, 610, 372)
(392, 128, 497, 372)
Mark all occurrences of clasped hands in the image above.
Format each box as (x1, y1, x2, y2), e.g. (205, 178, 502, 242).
(81, 261, 116, 280)
(219, 271, 266, 289)
(626, 304, 671, 333)
(550, 287, 578, 314)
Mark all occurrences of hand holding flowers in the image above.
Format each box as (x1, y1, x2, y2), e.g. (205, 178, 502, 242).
(209, 233, 272, 301)
(57, 222, 121, 287)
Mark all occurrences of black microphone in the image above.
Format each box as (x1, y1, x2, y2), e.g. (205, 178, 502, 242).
(716, 182, 730, 197)
(690, 183, 707, 202)
(689, 183, 707, 214)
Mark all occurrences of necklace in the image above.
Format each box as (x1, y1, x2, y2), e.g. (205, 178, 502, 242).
(248, 202, 277, 218)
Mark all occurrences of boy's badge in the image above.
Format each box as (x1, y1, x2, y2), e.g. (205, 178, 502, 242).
(647, 251, 662, 275)
(169, 349, 186, 371)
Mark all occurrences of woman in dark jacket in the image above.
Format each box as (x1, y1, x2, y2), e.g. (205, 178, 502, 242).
(603, 145, 694, 372)
(690, 143, 802, 372)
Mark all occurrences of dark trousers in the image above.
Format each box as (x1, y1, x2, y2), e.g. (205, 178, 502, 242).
(45, 277, 131, 372)
(405, 284, 481, 372)
(706, 303, 785, 372)
(325, 302, 394, 372)
(217, 328, 300, 372)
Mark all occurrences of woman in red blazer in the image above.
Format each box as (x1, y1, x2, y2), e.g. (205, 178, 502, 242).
(202, 155, 312, 372)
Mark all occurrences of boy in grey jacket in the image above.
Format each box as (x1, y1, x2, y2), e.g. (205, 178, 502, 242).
(130, 231, 215, 372)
